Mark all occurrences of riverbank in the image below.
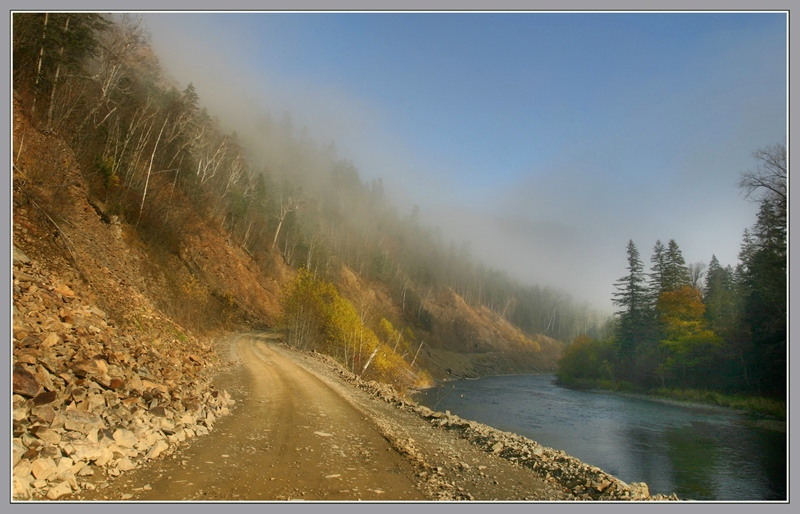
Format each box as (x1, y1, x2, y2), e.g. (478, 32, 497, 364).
(648, 388, 786, 420)
(412, 373, 786, 500)
(286, 345, 679, 501)
(557, 378, 785, 421)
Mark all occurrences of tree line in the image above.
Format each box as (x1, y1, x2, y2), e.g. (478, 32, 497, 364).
(557, 143, 787, 399)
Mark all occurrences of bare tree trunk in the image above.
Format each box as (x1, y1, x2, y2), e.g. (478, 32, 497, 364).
(410, 340, 424, 368)
(31, 13, 49, 119)
(360, 346, 380, 377)
(272, 195, 300, 250)
(136, 113, 170, 228)
(499, 298, 513, 322)
(45, 15, 69, 131)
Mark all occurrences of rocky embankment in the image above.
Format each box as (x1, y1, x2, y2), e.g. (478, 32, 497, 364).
(297, 350, 678, 501)
(12, 248, 235, 500)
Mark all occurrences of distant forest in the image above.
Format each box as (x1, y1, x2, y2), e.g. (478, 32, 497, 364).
(12, 13, 603, 347)
(558, 143, 787, 399)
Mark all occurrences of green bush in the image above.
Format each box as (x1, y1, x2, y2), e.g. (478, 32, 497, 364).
(556, 335, 616, 385)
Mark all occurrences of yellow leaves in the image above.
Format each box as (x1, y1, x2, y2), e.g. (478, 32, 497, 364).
(657, 286, 705, 324)
(181, 274, 208, 304)
(281, 268, 428, 389)
(413, 369, 434, 389)
(657, 286, 712, 341)
(377, 317, 415, 357)
(656, 285, 722, 375)
(280, 268, 428, 392)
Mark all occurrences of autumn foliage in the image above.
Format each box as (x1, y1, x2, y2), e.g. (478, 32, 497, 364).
(656, 286, 722, 384)
(280, 268, 431, 392)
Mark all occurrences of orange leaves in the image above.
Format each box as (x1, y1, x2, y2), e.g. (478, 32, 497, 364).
(657, 286, 706, 327)
(656, 286, 720, 351)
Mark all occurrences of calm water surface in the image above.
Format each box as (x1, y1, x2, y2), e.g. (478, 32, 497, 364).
(414, 374, 786, 501)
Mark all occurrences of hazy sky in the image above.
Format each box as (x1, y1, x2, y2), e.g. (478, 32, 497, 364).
(140, 11, 786, 314)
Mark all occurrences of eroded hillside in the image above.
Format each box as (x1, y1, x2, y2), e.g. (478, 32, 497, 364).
(13, 83, 563, 378)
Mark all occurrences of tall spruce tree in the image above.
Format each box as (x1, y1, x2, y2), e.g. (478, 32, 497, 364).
(648, 240, 666, 308)
(739, 200, 787, 395)
(737, 143, 787, 396)
(662, 239, 691, 293)
(704, 255, 738, 334)
(612, 240, 650, 373)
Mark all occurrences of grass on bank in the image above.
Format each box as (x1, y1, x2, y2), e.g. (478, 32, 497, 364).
(650, 387, 786, 419)
(557, 377, 785, 420)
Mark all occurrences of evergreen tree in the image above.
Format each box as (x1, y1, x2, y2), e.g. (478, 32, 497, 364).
(739, 200, 787, 395)
(737, 143, 787, 397)
(648, 239, 667, 308)
(662, 239, 691, 293)
(704, 255, 738, 335)
(12, 13, 109, 127)
(612, 240, 650, 373)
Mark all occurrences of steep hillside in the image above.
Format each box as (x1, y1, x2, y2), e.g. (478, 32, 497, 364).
(13, 91, 562, 386)
(12, 98, 289, 335)
(333, 264, 564, 380)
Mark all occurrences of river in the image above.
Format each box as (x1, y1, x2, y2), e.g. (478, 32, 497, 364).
(413, 374, 786, 501)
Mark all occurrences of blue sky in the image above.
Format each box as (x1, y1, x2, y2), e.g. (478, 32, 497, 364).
(142, 12, 786, 314)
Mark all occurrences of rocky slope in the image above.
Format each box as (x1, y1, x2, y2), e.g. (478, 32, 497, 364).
(334, 266, 565, 381)
(11, 247, 236, 500)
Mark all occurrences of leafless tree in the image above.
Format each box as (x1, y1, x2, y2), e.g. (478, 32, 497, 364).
(688, 261, 707, 290)
(739, 142, 787, 218)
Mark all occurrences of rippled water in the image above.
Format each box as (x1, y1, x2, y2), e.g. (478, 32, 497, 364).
(414, 374, 786, 501)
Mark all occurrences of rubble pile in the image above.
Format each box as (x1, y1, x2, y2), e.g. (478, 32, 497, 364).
(12, 248, 235, 500)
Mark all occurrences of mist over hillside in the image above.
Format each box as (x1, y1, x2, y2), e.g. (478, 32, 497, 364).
(13, 12, 600, 391)
(140, 12, 784, 314)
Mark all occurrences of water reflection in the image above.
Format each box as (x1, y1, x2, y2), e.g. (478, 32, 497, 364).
(414, 374, 786, 501)
(663, 424, 720, 500)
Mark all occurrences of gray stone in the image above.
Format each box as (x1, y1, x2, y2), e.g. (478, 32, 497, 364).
(31, 404, 57, 424)
(115, 457, 136, 471)
(13, 459, 33, 479)
(31, 426, 61, 445)
(13, 365, 40, 398)
(629, 482, 650, 499)
(13, 405, 31, 422)
(63, 409, 104, 434)
(68, 441, 104, 462)
(12, 475, 33, 500)
(55, 470, 78, 490)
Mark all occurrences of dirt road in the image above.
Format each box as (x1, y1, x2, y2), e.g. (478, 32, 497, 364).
(78, 333, 426, 500)
(77, 333, 578, 501)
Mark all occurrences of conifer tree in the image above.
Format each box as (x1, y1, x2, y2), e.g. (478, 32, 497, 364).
(661, 239, 691, 293)
(612, 240, 649, 370)
(648, 239, 666, 308)
(737, 143, 787, 396)
(704, 255, 738, 334)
